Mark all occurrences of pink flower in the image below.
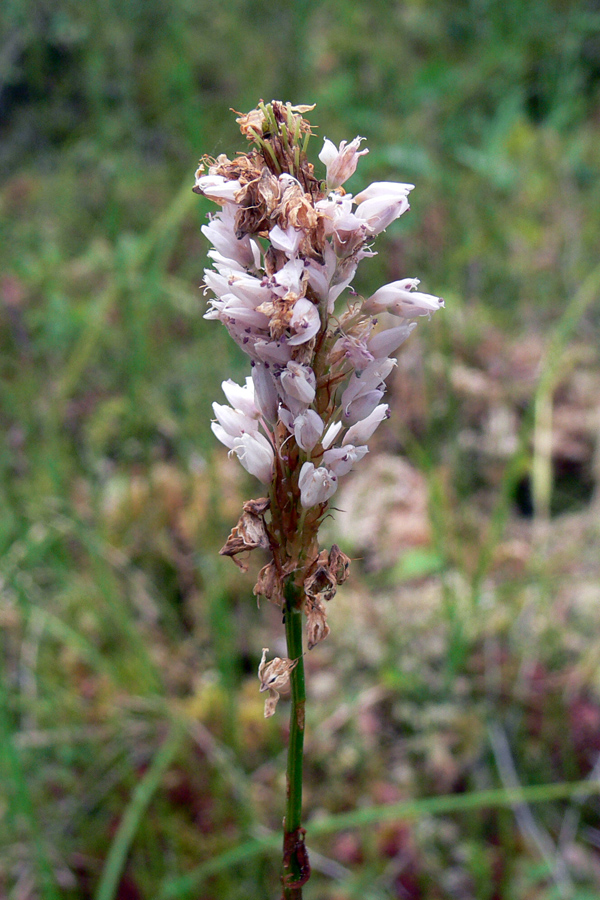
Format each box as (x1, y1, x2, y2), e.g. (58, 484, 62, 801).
(198, 105, 444, 519)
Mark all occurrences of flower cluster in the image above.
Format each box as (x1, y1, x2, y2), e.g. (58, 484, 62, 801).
(195, 102, 442, 701)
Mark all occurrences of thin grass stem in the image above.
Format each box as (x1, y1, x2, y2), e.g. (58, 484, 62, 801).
(282, 578, 309, 898)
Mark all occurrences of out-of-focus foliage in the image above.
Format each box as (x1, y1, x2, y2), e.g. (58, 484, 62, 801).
(1, 1, 600, 898)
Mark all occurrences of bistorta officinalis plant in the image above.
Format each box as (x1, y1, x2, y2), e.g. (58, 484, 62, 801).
(194, 100, 443, 898)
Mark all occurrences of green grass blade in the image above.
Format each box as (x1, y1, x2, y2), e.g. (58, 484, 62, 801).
(0, 678, 61, 900)
(94, 724, 185, 900)
(158, 778, 600, 899)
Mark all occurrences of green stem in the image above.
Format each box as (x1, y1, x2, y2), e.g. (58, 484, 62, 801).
(281, 578, 310, 898)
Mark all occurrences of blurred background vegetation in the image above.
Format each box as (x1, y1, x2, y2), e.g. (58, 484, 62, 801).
(1, 0, 600, 897)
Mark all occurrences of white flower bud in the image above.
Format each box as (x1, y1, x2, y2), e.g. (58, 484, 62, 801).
(298, 462, 338, 508)
(252, 364, 279, 423)
(280, 361, 316, 404)
(355, 194, 410, 235)
(344, 389, 385, 424)
(194, 173, 242, 203)
(342, 404, 389, 446)
(367, 323, 417, 359)
(201, 205, 254, 269)
(364, 280, 444, 317)
(230, 433, 274, 484)
(305, 242, 336, 300)
(226, 272, 273, 305)
(254, 340, 292, 366)
(288, 297, 321, 346)
(322, 444, 368, 476)
(269, 258, 306, 297)
(212, 402, 259, 438)
(269, 224, 303, 256)
(218, 295, 270, 328)
(322, 421, 343, 449)
(278, 406, 295, 432)
(340, 358, 395, 412)
(221, 377, 260, 419)
(353, 181, 414, 204)
(211, 422, 236, 450)
(294, 410, 324, 451)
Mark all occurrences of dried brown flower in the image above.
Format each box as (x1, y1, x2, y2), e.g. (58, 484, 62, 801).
(258, 648, 299, 717)
(305, 596, 331, 650)
(219, 498, 270, 570)
(328, 544, 351, 585)
(253, 560, 284, 607)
